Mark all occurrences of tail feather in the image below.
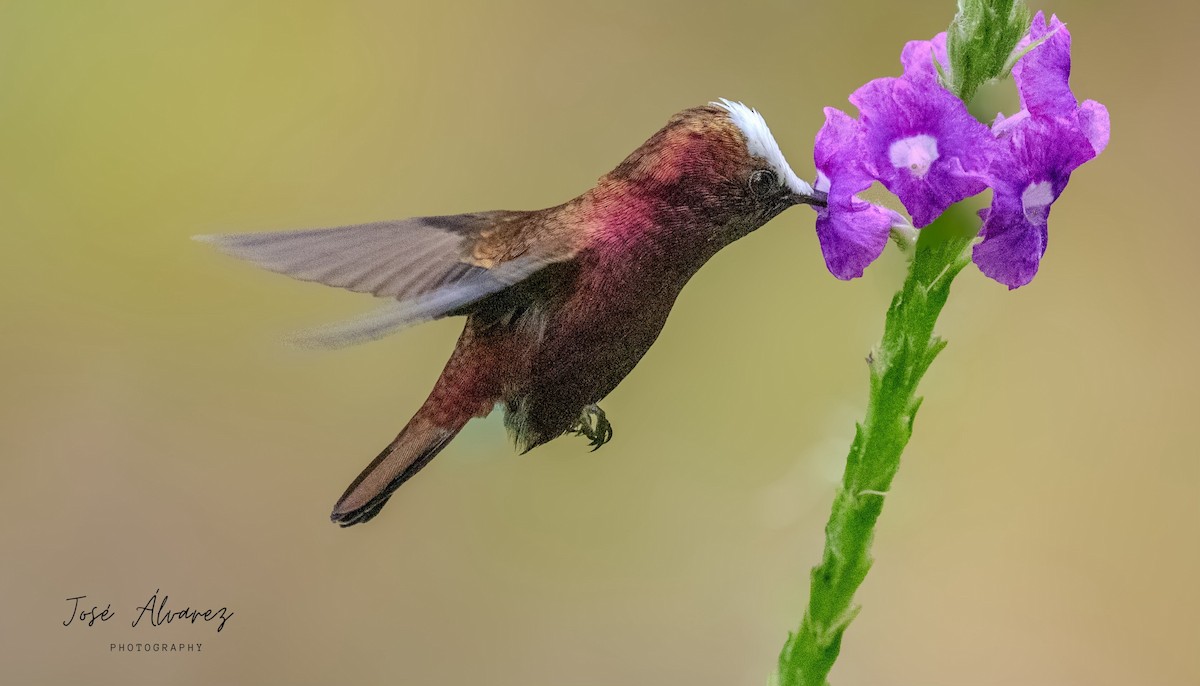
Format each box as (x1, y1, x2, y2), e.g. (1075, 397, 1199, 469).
(331, 417, 466, 527)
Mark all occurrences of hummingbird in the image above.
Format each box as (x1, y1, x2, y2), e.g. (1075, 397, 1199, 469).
(199, 100, 826, 527)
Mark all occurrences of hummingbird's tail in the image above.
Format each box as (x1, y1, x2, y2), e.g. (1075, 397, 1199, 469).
(330, 413, 469, 527)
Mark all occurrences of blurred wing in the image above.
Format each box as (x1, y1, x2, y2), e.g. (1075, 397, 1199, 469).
(196, 211, 573, 347)
(286, 254, 561, 348)
(198, 213, 522, 301)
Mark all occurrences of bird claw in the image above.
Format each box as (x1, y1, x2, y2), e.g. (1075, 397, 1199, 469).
(570, 404, 613, 451)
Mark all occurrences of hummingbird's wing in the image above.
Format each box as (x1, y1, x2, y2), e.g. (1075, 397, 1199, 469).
(196, 211, 575, 347)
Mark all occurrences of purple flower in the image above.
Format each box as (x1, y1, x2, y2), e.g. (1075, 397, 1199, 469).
(998, 13, 1110, 155)
(811, 107, 906, 280)
(807, 12, 1107, 287)
(973, 12, 1111, 288)
(849, 77, 995, 228)
(972, 116, 1097, 288)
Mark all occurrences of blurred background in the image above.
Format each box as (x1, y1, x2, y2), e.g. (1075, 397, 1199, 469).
(1, 1, 1195, 684)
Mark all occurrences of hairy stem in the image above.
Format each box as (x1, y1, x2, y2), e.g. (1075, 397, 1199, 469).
(776, 215, 973, 686)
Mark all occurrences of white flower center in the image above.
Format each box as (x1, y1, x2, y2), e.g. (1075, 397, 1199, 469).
(815, 171, 831, 194)
(1021, 181, 1055, 225)
(888, 135, 939, 178)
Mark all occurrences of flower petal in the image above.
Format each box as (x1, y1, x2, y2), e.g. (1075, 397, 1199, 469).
(900, 32, 949, 84)
(1012, 12, 1076, 118)
(816, 199, 904, 280)
(850, 77, 994, 227)
(1075, 99, 1110, 155)
(972, 202, 1048, 289)
(990, 108, 1029, 139)
(996, 115, 1097, 196)
(813, 107, 873, 199)
(973, 116, 1096, 288)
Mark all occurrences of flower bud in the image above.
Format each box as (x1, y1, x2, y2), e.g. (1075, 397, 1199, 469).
(944, 0, 1033, 102)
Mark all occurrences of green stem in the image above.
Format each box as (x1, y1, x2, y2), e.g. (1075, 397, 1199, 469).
(776, 214, 974, 686)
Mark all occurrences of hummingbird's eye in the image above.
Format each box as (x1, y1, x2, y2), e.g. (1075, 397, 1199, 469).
(749, 169, 779, 198)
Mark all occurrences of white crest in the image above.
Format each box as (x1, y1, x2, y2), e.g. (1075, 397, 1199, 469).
(711, 98, 814, 197)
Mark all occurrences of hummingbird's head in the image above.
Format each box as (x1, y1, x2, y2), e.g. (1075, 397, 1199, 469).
(707, 99, 827, 210)
(600, 100, 826, 249)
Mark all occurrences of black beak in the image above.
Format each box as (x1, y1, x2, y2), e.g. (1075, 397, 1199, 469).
(791, 189, 828, 209)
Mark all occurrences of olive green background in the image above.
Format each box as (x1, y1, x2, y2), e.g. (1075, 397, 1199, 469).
(1, 1, 1195, 684)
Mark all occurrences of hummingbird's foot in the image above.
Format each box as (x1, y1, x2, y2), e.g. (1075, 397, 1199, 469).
(570, 404, 613, 451)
